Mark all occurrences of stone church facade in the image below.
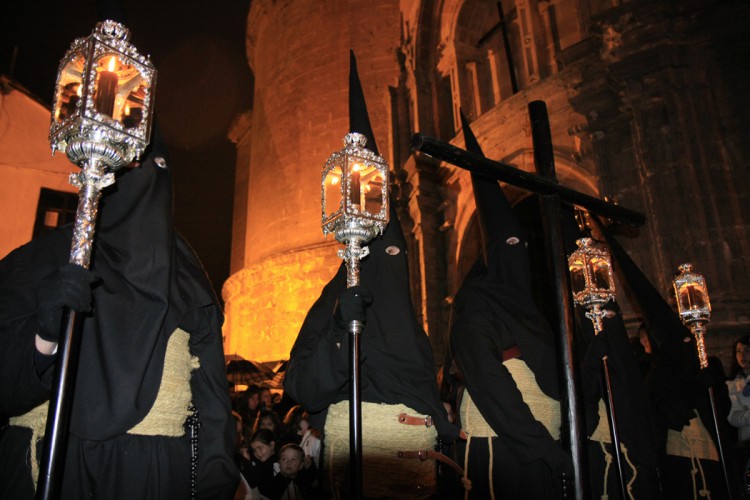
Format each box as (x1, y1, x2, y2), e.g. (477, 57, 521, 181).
(223, 0, 749, 368)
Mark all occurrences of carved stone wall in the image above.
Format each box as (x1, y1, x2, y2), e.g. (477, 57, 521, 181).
(226, 0, 749, 370)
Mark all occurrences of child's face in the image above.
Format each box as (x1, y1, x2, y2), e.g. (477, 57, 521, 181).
(298, 418, 310, 435)
(259, 416, 275, 431)
(251, 440, 275, 462)
(279, 448, 303, 478)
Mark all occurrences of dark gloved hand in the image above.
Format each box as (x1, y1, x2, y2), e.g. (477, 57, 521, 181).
(37, 263, 99, 342)
(333, 286, 373, 333)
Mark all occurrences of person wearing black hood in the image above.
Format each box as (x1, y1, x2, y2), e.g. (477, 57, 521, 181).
(597, 219, 738, 499)
(446, 112, 572, 499)
(0, 129, 239, 499)
(283, 52, 459, 499)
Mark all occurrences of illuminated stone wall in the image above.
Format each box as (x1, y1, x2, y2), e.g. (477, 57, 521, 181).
(223, 0, 401, 360)
(225, 0, 750, 368)
(223, 241, 342, 362)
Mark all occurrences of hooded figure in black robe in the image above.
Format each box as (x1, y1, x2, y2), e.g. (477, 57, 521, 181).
(555, 213, 662, 499)
(284, 52, 458, 498)
(447, 112, 572, 499)
(595, 220, 737, 499)
(0, 131, 238, 499)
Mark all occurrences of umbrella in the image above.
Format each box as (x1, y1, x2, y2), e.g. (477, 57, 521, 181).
(226, 359, 275, 387)
(260, 360, 287, 389)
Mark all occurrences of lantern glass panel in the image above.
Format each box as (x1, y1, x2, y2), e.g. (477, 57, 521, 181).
(679, 284, 705, 311)
(54, 55, 85, 123)
(590, 257, 611, 290)
(569, 259, 586, 294)
(363, 171, 384, 215)
(324, 165, 343, 218)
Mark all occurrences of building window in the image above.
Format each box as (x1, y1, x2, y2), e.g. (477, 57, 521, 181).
(33, 188, 78, 239)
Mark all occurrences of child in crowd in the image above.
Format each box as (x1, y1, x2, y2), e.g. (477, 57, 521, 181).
(282, 406, 321, 468)
(259, 387, 275, 411)
(247, 429, 279, 498)
(253, 409, 283, 436)
(266, 444, 319, 499)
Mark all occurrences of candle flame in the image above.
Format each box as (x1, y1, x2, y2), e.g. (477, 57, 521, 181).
(352, 164, 361, 172)
(330, 177, 339, 186)
(124, 103, 131, 116)
(76, 84, 82, 97)
(107, 56, 117, 72)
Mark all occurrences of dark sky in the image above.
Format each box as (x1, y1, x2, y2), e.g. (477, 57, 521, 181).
(1, 1, 254, 303)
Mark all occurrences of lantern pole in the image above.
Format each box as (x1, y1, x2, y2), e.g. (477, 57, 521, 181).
(569, 236, 628, 499)
(672, 264, 734, 499)
(37, 20, 155, 499)
(322, 133, 389, 499)
(36, 158, 115, 500)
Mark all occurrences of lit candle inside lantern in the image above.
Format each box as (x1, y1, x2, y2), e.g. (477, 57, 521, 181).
(95, 56, 118, 117)
(350, 164, 361, 207)
(684, 285, 702, 310)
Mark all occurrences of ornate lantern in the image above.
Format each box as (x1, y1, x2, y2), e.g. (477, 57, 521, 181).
(48, 20, 156, 267)
(322, 132, 389, 286)
(673, 263, 712, 368)
(568, 237, 616, 334)
(38, 20, 156, 499)
(50, 20, 156, 172)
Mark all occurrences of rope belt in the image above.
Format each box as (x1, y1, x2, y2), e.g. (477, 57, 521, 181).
(128, 328, 200, 436)
(459, 357, 561, 500)
(666, 410, 718, 500)
(324, 401, 437, 499)
(589, 399, 637, 500)
(10, 328, 198, 490)
(8, 401, 49, 486)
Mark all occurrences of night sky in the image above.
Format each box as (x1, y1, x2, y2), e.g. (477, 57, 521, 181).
(0, 1, 254, 303)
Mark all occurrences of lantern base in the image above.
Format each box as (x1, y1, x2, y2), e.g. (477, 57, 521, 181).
(65, 137, 128, 171)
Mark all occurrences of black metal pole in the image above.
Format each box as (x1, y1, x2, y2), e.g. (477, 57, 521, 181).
(529, 100, 589, 500)
(708, 385, 735, 499)
(601, 356, 628, 500)
(344, 240, 364, 500)
(349, 320, 364, 500)
(410, 133, 644, 227)
(37, 160, 107, 500)
(36, 308, 82, 500)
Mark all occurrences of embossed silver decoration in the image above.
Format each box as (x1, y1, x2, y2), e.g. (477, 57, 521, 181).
(48, 20, 156, 267)
(673, 263, 712, 368)
(322, 133, 389, 286)
(568, 237, 617, 334)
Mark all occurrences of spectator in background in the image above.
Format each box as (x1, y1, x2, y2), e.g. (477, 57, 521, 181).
(253, 409, 283, 438)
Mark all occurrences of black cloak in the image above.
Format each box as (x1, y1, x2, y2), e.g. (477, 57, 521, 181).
(283, 52, 457, 441)
(448, 112, 568, 473)
(0, 139, 238, 498)
(596, 220, 736, 500)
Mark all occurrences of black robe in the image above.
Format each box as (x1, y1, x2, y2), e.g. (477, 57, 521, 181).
(284, 208, 458, 442)
(449, 215, 570, 499)
(0, 152, 238, 498)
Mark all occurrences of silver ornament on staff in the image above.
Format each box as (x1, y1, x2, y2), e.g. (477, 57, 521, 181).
(37, 20, 156, 500)
(672, 264, 734, 499)
(568, 236, 629, 500)
(322, 132, 389, 498)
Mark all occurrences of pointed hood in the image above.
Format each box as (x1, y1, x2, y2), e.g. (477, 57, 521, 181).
(349, 50, 378, 156)
(460, 111, 517, 257)
(286, 51, 456, 440)
(452, 113, 559, 399)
